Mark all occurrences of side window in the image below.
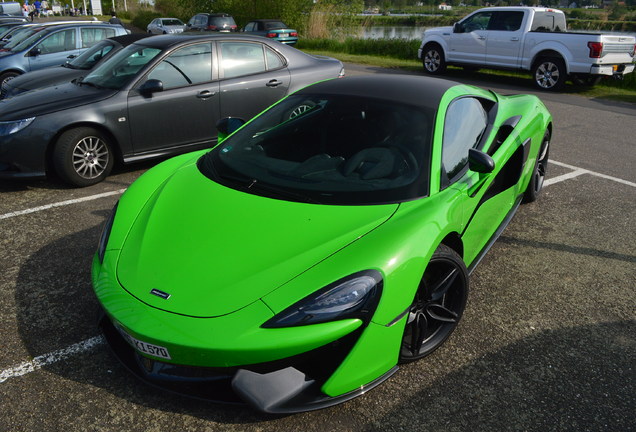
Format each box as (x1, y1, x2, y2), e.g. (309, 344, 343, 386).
(461, 12, 492, 32)
(37, 29, 75, 54)
(244, 22, 255, 32)
(265, 47, 284, 70)
(147, 43, 212, 89)
(196, 16, 206, 26)
(488, 12, 523, 31)
(81, 28, 116, 48)
(220, 42, 266, 78)
(441, 98, 488, 182)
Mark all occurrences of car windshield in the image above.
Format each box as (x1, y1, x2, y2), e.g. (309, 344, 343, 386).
(2, 27, 44, 50)
(199, 94, 433, 205)
(162, 19, 183, 26)
(81, 43, 162, 89)
(264, 21, 286, 30)
(67, 39, 115, 70)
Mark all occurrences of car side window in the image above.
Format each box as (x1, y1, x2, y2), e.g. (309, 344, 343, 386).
(265, 47, 284, 70)
(81, 28, 116, 48)
(37, 29, 75, 54)
(220, 42, 266, 78)
(147, 43, 212, 89)
(244, 22, 255, 31)
(461, 12, 492, 32)
(487, 11, 524, 31)
(441, 97, 488, 183)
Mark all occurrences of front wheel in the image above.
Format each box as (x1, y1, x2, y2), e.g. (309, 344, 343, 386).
(0, 71, 20, 89)
(523, 129, 550, 203)
(422, 44, 447, 75)
(53, 127, 114, 187)
(399, 245, 468, 363)
(532, 57, 566, 91)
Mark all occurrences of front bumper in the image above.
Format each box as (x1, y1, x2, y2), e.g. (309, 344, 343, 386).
(0, 123, 50, 179)
(100, 314, 397, 413)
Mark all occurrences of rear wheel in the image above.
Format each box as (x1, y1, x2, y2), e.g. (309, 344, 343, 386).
(53, 127, 114, 187)
(532, 57, 566, 91)
(422, 44, 447, 75)
(399, 245, 468, 363)
(523, 129, 550, 203)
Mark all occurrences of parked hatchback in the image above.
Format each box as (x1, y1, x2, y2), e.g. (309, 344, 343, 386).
(1, 33, 150, 99)
(242, 19, 298, 45)
(0, 34, 344, 187)
(186, 13, 237, 32)
(147, 17, 185, 34)
(0, 22, 127, 87)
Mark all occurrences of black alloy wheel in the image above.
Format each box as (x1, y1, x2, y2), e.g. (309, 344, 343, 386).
(400, 245, 468, 363)
(523, 129, 550, 203)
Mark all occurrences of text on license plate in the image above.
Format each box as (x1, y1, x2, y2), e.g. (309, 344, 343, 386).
(117, 327, 171, 360)
(279, 33, 289, 37)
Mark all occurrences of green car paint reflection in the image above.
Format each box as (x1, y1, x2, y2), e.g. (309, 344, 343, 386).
(92, 74, 552, 413)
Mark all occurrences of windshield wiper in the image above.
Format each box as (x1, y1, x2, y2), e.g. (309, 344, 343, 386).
(76, 79, 103, 89)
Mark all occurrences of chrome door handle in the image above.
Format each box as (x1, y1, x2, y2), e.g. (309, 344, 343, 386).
(196, 90, 216, 99)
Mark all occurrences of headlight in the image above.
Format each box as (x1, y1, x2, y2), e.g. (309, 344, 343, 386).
(97, 202, 118, 263)
(263, 270, 383, 328)
(0, 117, 35, 136)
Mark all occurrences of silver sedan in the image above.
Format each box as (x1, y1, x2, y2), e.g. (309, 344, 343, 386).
(147, 18, 186, 34)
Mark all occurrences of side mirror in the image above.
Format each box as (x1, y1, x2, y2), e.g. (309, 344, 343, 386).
(29, 47, 41, 57)
(453, 22, 463, 33)
(468, 148, 495, 173)
(216, 117, 245, 142)
(138, 79, 163, 96)
(66, 54, 77, 60)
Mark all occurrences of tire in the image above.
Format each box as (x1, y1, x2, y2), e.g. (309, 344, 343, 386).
(53, 127, 114, 187)
(0, 71, 20, 89)
(532, 57, 566, 91)
(399, 244, 468, 363)
(422, 43, 447, 75)
(523, 129, 550, 203)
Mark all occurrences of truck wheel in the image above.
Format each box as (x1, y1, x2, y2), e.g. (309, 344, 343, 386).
(53, 127, 114, 187)
(422, 44, 446, 75)
(532, 57, 566, 91)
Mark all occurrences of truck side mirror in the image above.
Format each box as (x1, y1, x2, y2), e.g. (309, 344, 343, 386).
(453, 22, 463, 33)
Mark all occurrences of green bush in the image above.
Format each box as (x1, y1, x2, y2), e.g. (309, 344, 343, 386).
(131, 10, 163, 31)
(298, 38, 421, 61)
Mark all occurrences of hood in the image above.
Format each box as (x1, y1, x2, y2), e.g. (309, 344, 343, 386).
(0, 81, 116, 120)
(3, 66, 83, 96)
(117, 163, 397, 318)
(425, 26, 453, 35)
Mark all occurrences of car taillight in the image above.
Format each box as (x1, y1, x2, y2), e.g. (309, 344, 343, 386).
(230, 25, 237, 30)
(266, 32, 276, 38)
(588, 41, 603, 58)
(207, 25, 217, 30)
(290, 32, 298, 37)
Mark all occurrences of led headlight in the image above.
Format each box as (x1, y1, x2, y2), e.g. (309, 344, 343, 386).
(0, 117, 35, 136)
(97, 202, 118, 263)
(263, 270, 383, 328)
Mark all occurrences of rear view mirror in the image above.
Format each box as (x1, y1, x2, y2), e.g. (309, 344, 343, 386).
(216, 117, 246, 142)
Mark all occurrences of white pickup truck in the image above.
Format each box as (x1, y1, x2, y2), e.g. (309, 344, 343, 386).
(417, 7, 636, 90)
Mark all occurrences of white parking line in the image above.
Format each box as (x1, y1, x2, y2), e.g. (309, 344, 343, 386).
(549, 161, 636, 188)
(0, 189, 126, 220)
(0, 336, 105, 383)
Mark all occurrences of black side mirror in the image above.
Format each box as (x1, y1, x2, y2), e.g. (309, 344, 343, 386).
(138, 79, 163, 96)
(468, 148, 495, 173)
(453, 22, 463, 33)
(29, 47, 41, 57)
(216, 117, 246, 142)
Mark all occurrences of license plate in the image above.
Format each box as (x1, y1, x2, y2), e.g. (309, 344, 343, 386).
(279, 33, 289, 37)
(117, 326, 171, 360)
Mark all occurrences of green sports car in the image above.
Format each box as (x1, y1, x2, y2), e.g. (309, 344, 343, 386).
(92, 74, 552, 413)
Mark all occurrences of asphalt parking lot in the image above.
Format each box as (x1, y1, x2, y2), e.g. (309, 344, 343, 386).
(1, 66, 634, 431)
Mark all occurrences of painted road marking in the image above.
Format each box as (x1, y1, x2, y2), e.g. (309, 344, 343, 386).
(0, 189, 126, 221)
(0, 336, 105, 383)
(549, 161, 636, 188)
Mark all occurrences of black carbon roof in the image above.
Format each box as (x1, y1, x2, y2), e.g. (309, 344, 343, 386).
(296, 74, 458, 109)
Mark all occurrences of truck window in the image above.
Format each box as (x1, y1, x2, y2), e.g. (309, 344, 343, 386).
(487, 12, 524, 31)
(531, 12, 566, 32)
(459, 12, 492, 32)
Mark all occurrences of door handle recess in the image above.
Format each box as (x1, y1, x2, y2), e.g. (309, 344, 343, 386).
(266, 80, 282, 87)
(197, 90, 216, 99)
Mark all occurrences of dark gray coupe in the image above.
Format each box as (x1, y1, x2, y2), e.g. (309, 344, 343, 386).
(0, 34, 344, 186)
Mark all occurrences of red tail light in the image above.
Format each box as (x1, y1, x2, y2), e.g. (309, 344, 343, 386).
(588, 41, 603, 58)
(266, 32, 277, 38)
(230, 25, 237, 30)
(290, 32, 298, 37)
(207, 25, 217, 30)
